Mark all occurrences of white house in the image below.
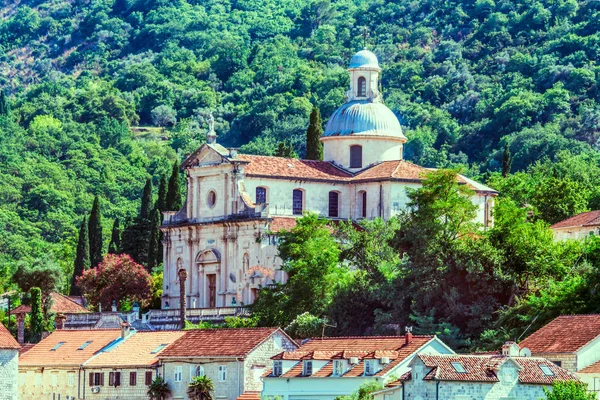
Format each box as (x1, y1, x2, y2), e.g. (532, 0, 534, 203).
(261, 333, 454, 400)
(0, 322, 19, 400)
(550, 210, 600, 241)
(160, 49, 497, 311)
(158, 327, 297, 400)
(372, 351, 578, 400)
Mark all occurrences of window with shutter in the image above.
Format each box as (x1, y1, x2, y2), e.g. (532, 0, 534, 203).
(145, 371, 153, 386)
(109, 372, 114, 386)
(130, 372, 137, 386)
(89, 372, 93, 387)
(99, 372, 104, 386)
(350, 145, 362, 168)
(115, 372, 121, 387)
(292, 189, 303, 215)
(328, 191, 339, 218)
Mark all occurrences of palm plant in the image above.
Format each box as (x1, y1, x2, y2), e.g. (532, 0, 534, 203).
(147, 376, 171, 400)
(187, 375, 214, 400)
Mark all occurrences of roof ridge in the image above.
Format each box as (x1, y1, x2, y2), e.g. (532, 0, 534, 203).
(308, 335, 433, 340)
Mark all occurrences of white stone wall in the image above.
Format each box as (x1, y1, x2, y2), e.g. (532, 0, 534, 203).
(552, 226, 600, 241)
(0, 349, 18, 400)
(163, 358, 243, 399)
(84, 367, 157, 400)
(19, 367, 79, 400)
(578, 372, 600, 399)
(322, 136, 404, 171)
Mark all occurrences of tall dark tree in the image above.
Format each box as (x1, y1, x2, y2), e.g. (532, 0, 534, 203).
(156, 174, 167, 212)
(274, 141, 297, 158)
(71, 217, 90, 295)
(140, 178, 153, 220)
(502, 144, 512, 178)
(166, 162, 182, 211)
(108, 218, 122, 254)
(305, 105, 323, 160)
(30, 287, 44, 343)
(88, 196, 103, 268)
(147, 209, 162, 271)
(0, 89, 8, 116)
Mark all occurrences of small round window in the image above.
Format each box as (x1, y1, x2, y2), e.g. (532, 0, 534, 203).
(207, 190, 217, 208)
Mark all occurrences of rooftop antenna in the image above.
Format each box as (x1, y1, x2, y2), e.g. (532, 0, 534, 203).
(321, 320, 337, 339)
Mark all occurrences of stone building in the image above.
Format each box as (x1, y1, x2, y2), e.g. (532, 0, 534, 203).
(160, 49, 497, 311)
(261, 333, 454, 400)
(550, 210, 600, 241)
(0, 322, 20, 400)
(372, 352, 578, 400)
(158, 327, 297, 399)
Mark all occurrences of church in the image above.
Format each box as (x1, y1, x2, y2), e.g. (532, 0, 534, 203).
(159, 49, 497, 310)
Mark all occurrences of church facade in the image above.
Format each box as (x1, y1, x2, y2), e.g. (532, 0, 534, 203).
(159, 50, 497, 310)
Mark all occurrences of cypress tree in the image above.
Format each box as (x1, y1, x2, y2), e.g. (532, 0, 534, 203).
(108, 218, 122, 254)
(147, 209, 162, 271)
(502, 144, 512, 178)
(274, 141, 297, 158)
(166, 162, 182, 211)
(30, 287, 44, 343)
(88, 196, 103, 268)
(305, 105, 323, 160)
(140, 178, 153, 220)
(71, 217, 90, 296)
(0, 90, 8, 116)
(156, 174, 167, 212)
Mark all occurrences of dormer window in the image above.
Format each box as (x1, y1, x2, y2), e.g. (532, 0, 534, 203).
(357, 76, 366, 97)
(273, 360, 283, 377)
(364, 359, 375, 376)
(303, 360, 313, 376)
(333, 360, 344, 376)
(350, 145, 362, 168)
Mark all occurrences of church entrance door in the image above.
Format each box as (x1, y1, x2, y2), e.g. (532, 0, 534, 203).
(207, 274, 216, 308)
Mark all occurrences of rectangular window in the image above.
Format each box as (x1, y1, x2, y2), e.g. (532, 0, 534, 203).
(51, 373, 58, 387)
(328, 191, 339, 218)
(77, 341, 93, 350)
(130, 371, 137, 386)
(333, 360, 344, 376)
(109, 371, 121, 387)
(293, 189, 303, 215)
(50, 342, 65, 351)
(218, 365, 227, 382)
(552, 361, 562, 367)
(273, 361, 283, 377)
(364, 360, 375, 376)
(256, 187, 267, 204)
(174, 366, 182, 382)
(540, 365, 555, 376)
(350, 145, 362, 168)
(89, 372, 104, 386)
(451, 362, 466, 373)
(190, 365, 204, 382)
(303, 361, 313, 376)
(67, 373, 75, 387)
(145, 371, 153, 386)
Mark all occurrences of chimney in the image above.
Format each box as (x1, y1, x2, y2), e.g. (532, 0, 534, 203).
(502, 341, 520, 357)
(55, 314, 66, 330)
(121, 322, 131, 339)
(405, 326, 413, 345)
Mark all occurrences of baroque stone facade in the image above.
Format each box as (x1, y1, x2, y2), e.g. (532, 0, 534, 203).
(0, 348, 18, 400)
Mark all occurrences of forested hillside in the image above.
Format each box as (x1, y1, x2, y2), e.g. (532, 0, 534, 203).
(2, 0, 600, 341)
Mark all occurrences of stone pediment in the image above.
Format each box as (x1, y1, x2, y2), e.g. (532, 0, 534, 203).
(182, 144, 230, 168)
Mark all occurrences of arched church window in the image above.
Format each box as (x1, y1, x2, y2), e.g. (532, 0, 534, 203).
(329, 191, 340, 218)
(293, 189, 303, 215)
(256, 187, 267, 204)
(357, 76, 366, 97)
(350, 145, 362, 168)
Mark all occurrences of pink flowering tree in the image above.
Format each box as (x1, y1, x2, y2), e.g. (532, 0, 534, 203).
(77, 254, 153, 311)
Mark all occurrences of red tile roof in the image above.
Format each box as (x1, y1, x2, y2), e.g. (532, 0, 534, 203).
(298, 335, 433, 352)
(11, 292, 88, 315)
(159, 328, 289, 358)
(416, 354, 576, 385)
(518, 315, 600, 353)
(580, 360, 600, 373)
(267, 217, 363, 234)
(85, 331, 184, 368)
(352, 160, 426, 182)
(550, 211, 600, 229)
(0, 322, 19, 350)
(18, 343, 35, 356)
(19, 330, 121, 367)
(238, 155, 352, 182)
(236, 392, 261, 400)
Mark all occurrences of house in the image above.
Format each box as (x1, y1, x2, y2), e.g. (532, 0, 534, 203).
(0, 322, 20, 400)
(160, 49, 497, 312)
(550, 210, 600, 241)
(158, 327, 297, 399)
(83, 328, 184, 399)
(261, 333, 454, 400)
(372, 352, 578, 400)
(18, 328, 123, 400)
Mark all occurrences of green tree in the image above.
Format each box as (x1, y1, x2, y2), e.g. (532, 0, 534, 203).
(147, 209, 162, 271)
(108, 218, 122, 254)
(14, 257, 64, 296)
(187, 375, 214, 400)
(274, 141, 297, 158)
(156, 174, 168, 212)
(305, 105, 323, 160)
(71, 217, 91, 295)
(166, 162, 182, 211)
(30, 287, 44, 343)
(543, 381, 595, 400)
(147, 377, 171, 400)
(502, 144, 512, 177)
(88, 196, 103, 268)
(531, 178, 589, 224)
(0, 90, 8, 116)
(140, 178, 153, 220)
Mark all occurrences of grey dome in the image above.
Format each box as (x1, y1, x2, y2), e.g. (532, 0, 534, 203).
(349, 49, 380, 70)
(323, 100, 406, 139)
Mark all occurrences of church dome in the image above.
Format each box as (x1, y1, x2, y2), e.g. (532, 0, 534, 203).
(323, 100, 406, 139)
(349, 49, 380, 70)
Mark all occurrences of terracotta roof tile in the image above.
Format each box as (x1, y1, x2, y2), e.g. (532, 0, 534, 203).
(580, 360, 600, 373)
(281, 362, 304, 378)
(299, 335, 433, 353)
(352, 161, 427, 182)
(159, 328, 285, 358)
(312, 361, 333, 377)
(550, 211, 600, 229)
(19, 330, 121, 367)
(518, 315, 600, 353)
(416, 354, 577, 385)
(11, 292, 88, 315)
(268, 217, 364, 234)
(85, 331, 184, 368)
(236, 392, 261, 400)
(343, 360, 366, 377)
(0, 322, 19, 349)
(238, 155, 352, 182)
(18, 343, 35, 356)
